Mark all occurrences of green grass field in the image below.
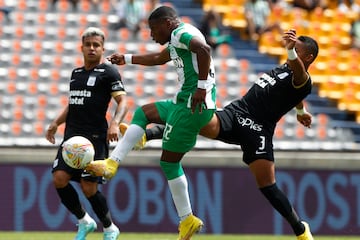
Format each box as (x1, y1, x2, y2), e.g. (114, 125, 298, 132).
(0, 232, 359, 240)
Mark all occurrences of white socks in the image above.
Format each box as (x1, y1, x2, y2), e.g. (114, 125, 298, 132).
(168, 175, 192, 220)
(104, 223, 118, 232)
(111, 124, 193, 221)
(79, 212, 93, 224)
(110, 124, 145, 162)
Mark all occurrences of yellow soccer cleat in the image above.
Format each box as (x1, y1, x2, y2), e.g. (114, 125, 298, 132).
(85, 158, 119, 179)
(297, 221, 314, 240)
(177, 214, 204, 240)
(119, 123, 146, 150)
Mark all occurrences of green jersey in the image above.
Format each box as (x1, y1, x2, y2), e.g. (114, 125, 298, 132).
(167, 22, 216, 109)
(132, 22, 217, 153)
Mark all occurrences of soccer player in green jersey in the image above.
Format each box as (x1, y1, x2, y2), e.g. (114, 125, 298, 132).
(86, 6, 216, 240)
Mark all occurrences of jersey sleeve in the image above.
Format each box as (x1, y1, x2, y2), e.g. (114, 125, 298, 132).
(171, 24, 195, 50)
(106, 64, 126, 96)
(179, 32, 193, 49)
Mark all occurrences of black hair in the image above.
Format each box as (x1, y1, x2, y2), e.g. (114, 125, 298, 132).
(148, 6, 178, 21)
(298, 35, 319, 60)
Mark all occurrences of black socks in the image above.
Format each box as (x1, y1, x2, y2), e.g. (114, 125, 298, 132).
(56, 184, 85, 219)
(57, 185, 112, 228)
(87, 191, 112, 228)
(260, 183, 305, 236)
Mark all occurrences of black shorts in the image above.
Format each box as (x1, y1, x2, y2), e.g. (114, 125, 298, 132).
(52, 134, 108, 183)
(215, 108, 274, 165)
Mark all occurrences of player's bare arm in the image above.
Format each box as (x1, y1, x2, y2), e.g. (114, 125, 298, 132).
(132, 48, 170, 65)
(45, 106, 68, 144)
(108, 94, 128, 142)
(107, 48, 170, 66)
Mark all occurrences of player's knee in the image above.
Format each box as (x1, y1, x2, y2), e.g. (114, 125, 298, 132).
(80, 181, 98, 197)
(52, 171, 71, 188)
(160, 160, 184, 180)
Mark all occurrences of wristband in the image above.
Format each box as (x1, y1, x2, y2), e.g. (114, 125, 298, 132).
(197, 80, 212, 90)
(124, 54, 133, 64)
(295, 107, 307, 115)
(287, 48, 298, 60)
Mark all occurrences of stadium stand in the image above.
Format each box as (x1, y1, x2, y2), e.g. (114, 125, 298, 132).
(0, 0, 359, 150)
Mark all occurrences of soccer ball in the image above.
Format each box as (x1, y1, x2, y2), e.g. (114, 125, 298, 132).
(61, 136, 95, 169)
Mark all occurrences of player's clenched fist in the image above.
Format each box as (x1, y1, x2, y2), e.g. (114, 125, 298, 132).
(106, 53, 125, 65)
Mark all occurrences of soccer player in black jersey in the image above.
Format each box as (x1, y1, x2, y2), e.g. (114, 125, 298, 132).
(89, 29, 318, 239)
(199, 29, 317, 240)
(45, 27, 127, 240)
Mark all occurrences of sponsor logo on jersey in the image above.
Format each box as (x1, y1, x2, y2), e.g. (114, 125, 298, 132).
(169, 46, 184, 68)
(69, 97, 85, 105)
(69, 90, 92, 105)
(236, 115, 263, 131)
(173, 57, 184, 68)
(69, 90, 91, 97)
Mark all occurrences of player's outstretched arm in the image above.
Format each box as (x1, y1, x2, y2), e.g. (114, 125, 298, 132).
(107, 48, 170, 66)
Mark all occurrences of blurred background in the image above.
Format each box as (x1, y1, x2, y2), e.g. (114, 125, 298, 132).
(1, 0, 360, 236)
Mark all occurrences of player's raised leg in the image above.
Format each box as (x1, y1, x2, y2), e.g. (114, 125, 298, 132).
(119, 123, 147, 150)
(86, 108, 148, 178)
(119, 122, 166, 150)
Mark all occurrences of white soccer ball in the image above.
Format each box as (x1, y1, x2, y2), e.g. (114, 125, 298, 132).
(61, 136, 95, 169)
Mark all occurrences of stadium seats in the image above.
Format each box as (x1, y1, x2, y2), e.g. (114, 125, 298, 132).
(6, 68, 17, 81)
(318, 76, 347, 100)
(214, 43, 235, 58)
(258, 32, 284, 57)
(203, 0, 231, 14)
(11, 121, 22, 136)
(118, 28, 131, 41)
(0, 0, 358, 148)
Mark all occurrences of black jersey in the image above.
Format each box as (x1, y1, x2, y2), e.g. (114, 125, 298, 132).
(225, 63, 311, 128)
(65, 63, 125, 138)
